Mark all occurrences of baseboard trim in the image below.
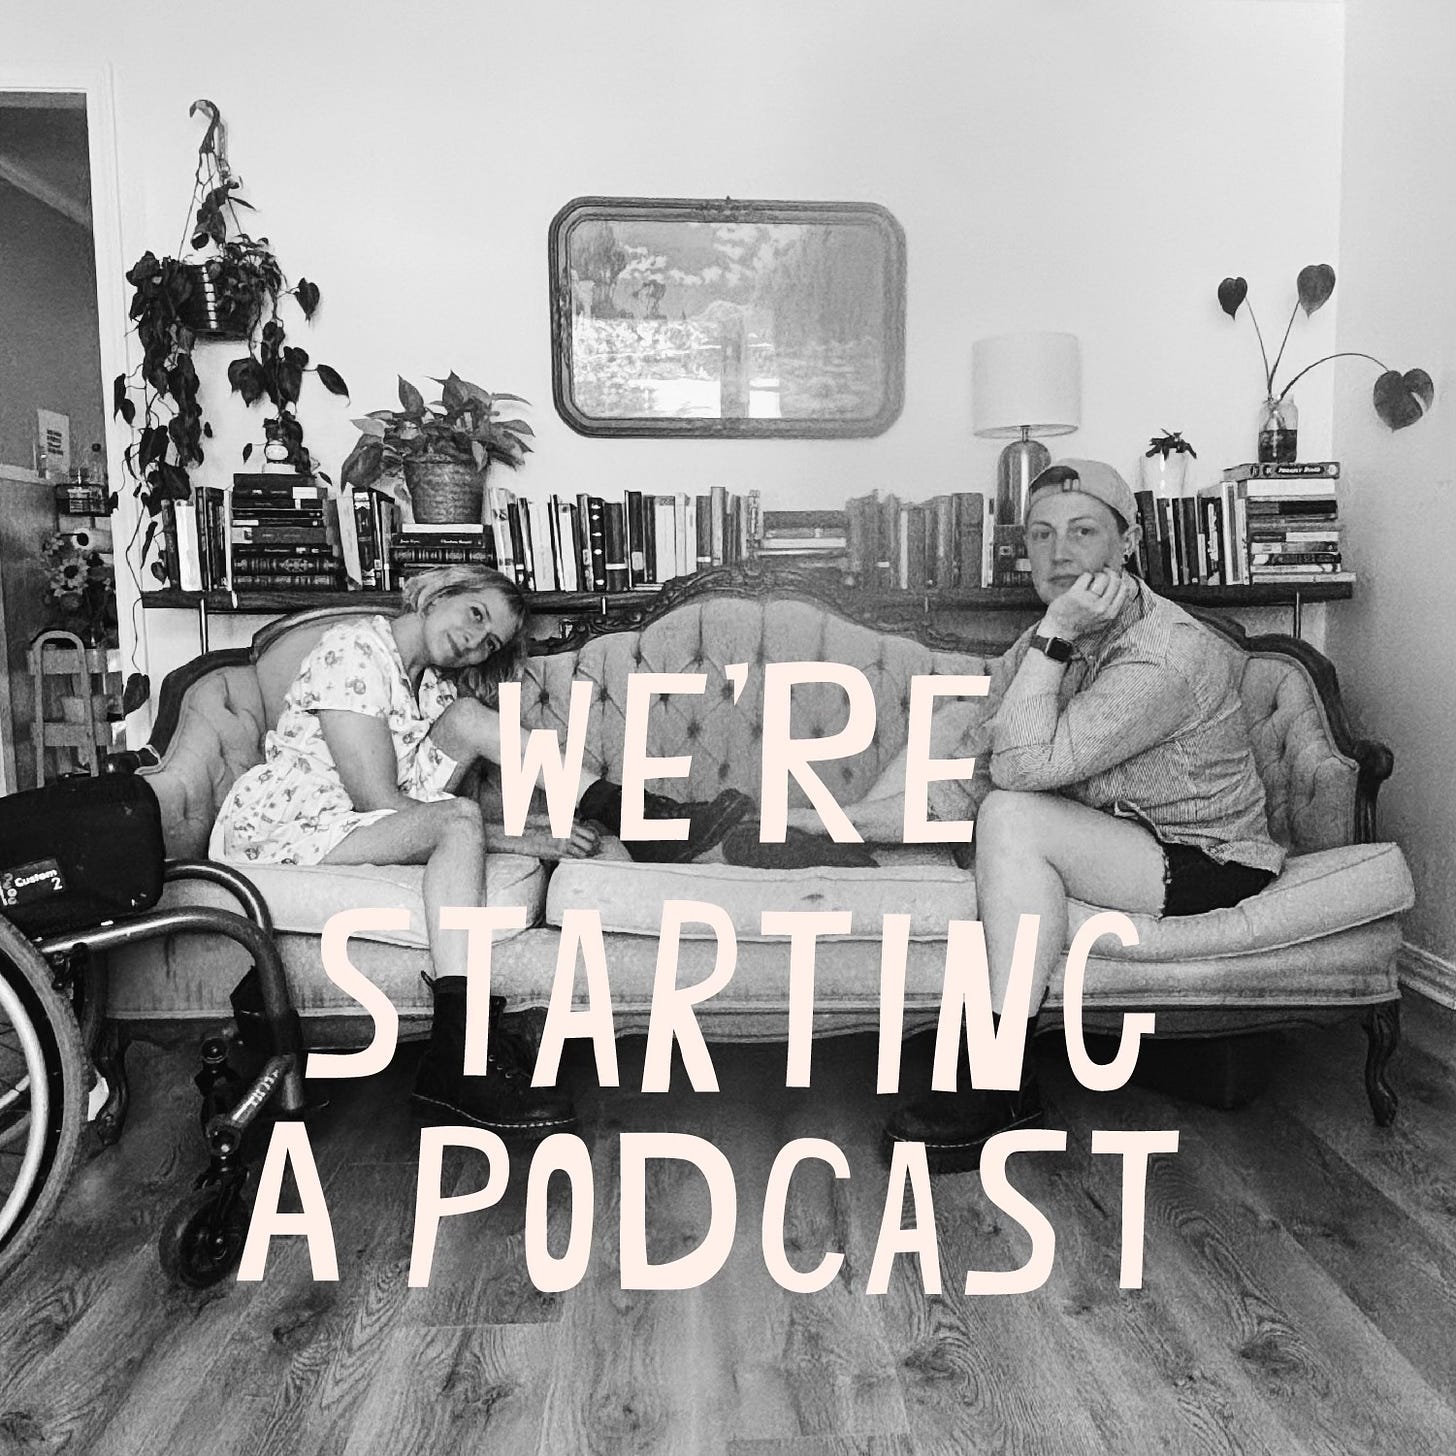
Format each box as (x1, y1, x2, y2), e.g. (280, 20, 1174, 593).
(1399, 943, 1456, 1010)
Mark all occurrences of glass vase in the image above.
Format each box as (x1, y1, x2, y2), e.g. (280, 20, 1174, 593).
(1257, 394, 1298, 464)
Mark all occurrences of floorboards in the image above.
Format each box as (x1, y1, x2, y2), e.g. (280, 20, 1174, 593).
(4, 996, 1456, 1454)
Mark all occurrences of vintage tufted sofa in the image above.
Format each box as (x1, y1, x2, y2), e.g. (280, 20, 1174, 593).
(109, 566, 1414, 1121)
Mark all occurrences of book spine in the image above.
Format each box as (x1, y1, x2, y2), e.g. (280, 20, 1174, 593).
(878, 494, 900, 589)
(991, 523, 1031, 587)
(574, 494, 592, 589)
(604, 501, 629, 591)
(654, 496, 677, 582)
(1133, 490, 1165, 586)
(709, 485, 727, 567)
(1223, 460, 1340, 481)
(232, 572, 342, 589)
(695, 495, 713, 569)
(626, 490, 647, 585)
(230, 524, 330, 545)
(587, 496, 609, 590)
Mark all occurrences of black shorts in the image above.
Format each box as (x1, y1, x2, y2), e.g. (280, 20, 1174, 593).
(1161, 841, 1276, 918)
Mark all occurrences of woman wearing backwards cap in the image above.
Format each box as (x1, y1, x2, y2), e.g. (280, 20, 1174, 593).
(871, 458, 1286, 1172)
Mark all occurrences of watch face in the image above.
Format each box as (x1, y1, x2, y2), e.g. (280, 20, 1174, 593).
(1034, 633, 1073, 662)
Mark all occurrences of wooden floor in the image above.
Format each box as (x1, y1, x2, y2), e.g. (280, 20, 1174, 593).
(4, 996, 1456, 1455)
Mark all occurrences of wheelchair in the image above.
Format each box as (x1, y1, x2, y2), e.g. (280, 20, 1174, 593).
(0, 774, 307, 1289)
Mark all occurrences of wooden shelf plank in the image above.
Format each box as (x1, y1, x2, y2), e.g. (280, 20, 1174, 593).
(140, 578, 1355, 615)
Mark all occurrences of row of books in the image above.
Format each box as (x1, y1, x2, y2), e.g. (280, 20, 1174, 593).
(364, 485, 762, 594)
(841, 490, 1021, 590)
(1136, 461, 1348, 587)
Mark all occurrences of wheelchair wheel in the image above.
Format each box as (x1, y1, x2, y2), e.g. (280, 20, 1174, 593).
(0, 917, 86, 1285)
(158, 1179, 251, 1289)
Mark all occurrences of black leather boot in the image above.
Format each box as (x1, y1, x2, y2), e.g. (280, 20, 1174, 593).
(576, 778, 754, 863)
(412, 979, 577, 1136)
(883, 1019, 1044, 1173)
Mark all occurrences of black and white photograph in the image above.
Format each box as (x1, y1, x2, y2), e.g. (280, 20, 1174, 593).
(2, 2, 1454, 1451)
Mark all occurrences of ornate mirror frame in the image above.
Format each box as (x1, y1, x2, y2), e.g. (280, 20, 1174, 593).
(548, 196, 906, 439)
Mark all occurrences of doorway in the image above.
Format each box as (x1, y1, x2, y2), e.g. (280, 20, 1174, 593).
(0, 88, 123, 792)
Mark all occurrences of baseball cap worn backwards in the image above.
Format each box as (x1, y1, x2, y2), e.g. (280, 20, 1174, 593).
(1025, 458, 1138, 528)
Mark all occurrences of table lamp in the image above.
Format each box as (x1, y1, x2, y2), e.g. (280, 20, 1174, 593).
(972, 332, 1082, 522)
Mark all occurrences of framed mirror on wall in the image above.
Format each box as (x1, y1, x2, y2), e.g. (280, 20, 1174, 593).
(548, 196, 906, 439)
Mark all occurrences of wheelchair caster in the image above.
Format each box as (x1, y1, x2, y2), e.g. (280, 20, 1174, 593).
(158, 1177, 252, 1289)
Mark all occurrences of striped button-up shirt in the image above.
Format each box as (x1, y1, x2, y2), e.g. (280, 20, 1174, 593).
(988, 578, 1285, 874)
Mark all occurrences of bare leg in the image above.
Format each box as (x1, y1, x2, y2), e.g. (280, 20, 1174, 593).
(973, 789, 1166, 1013)
(321, 797, 485, 981)
(431, 698, 601, 805)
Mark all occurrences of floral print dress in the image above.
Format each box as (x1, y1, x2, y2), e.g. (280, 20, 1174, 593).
(210, 615, 462, 866)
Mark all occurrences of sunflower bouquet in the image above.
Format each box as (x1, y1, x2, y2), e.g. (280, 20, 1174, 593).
(42, 530, 116, 645)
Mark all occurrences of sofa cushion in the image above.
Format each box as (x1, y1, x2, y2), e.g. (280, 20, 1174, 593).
(545, 841, 1411, 961)
(545, 844, 974, 940)
(1065, 841, 1412, 961)
(218, 852, 547, 947)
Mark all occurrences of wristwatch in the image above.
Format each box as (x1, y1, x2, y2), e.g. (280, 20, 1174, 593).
(1029, 630, 1076, 663)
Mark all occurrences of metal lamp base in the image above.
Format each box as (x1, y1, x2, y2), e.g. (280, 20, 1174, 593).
(996, 434, 1051, 524)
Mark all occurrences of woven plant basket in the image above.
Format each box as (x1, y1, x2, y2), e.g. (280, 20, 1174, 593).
(403, 455, 485, 525)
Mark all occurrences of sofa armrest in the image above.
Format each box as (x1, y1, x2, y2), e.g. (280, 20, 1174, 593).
(139, 662, 269, 858)
(1352, 737, 1394, 844)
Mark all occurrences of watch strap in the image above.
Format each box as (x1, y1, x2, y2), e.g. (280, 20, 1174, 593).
(1030, 631, 1075, 663)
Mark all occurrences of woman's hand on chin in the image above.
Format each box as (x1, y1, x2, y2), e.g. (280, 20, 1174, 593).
(1041, 569, 1136, 640)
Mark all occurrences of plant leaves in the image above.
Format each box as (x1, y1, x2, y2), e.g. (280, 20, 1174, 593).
(121, 672, 151, 715)
(242, 442, 254, 462)
(398, 376, 426, 415)
(112, 373, 129, 417)
(341, 437, 385, 489)
(316, 364, 350, 398)
(1373, 368, 1435, 429)
(277, 360, 304, 405)
(228, 356, 267, 406)
(489, 392, 530, 404)
(439, 372, 469, 411)
(1297, 263, 1336, 316)
(1217, 277, 1248, 318)
(295, 278, 321, 318)
(352, 416, 387, 436)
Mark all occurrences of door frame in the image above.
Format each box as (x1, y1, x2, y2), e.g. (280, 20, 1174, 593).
(0, 66, 149, 755)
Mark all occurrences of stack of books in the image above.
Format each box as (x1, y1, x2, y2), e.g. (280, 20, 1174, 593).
(1229, 461, 1349, 584)
(388, 522, 494, 583)
(229, 474, 344, 590)
(843, 490, 995, 590)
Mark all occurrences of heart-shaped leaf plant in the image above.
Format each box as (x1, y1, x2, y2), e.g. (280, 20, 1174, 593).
(1373, 368, 1435, 430)
(1217, 277, 1248, 319)
(1297, 264, 1336, 316)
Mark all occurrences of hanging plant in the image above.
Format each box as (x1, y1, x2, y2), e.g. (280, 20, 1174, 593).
(111, 99, 349, 547)
(1216, 264, 1434, 430)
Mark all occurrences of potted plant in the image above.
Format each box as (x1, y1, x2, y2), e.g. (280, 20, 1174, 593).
(1217, 265, 1434, 463)
(1140, 429, 1197, 496)
(112, 100, 347, 530)
(340, 372, 533, 523)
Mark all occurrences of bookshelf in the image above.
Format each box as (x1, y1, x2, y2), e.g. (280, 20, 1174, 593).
(140, 577, 1351, 650)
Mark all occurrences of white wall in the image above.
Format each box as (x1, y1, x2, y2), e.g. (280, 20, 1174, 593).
(1331, 0, 1456, 987)
(2, 0, 1347, 687)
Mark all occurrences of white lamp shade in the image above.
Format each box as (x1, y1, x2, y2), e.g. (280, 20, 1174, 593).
(971, 331, 1081, 440)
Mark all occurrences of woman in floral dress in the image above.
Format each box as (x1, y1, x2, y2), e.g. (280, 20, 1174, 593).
(211, 563, 749, 1135)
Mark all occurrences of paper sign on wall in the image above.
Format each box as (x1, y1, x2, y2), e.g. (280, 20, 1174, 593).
(37, 408, 71, 478)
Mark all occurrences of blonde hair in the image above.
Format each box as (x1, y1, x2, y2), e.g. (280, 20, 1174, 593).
(399, 564, 529, 707)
